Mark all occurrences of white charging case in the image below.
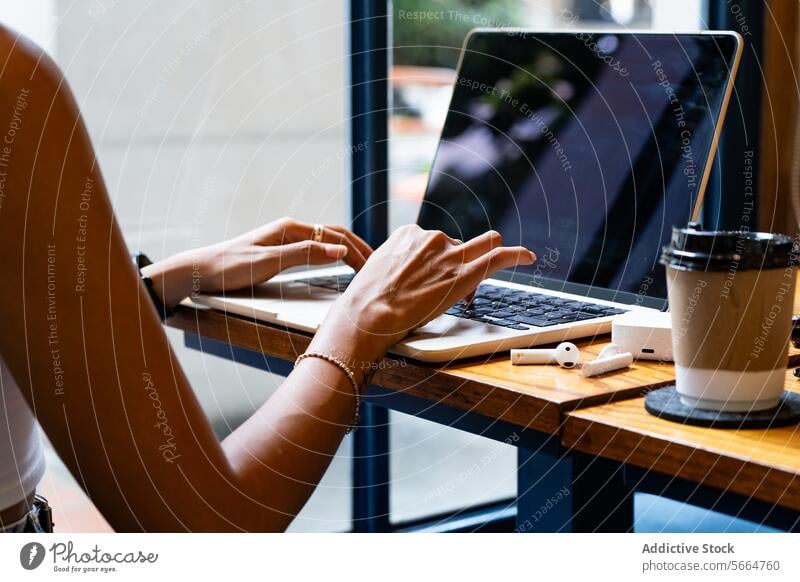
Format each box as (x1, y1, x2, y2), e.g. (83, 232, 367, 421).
(611, 310, 673, 361)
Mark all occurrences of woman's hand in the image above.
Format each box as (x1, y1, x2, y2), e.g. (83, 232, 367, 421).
(142, 218, 373, 308)
(309, 225, 536, 367)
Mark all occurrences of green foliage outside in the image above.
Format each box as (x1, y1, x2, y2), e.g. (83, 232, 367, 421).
(394, 0, 523, 69)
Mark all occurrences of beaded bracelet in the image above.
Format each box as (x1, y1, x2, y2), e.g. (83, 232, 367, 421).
(295, 351, 362, 433)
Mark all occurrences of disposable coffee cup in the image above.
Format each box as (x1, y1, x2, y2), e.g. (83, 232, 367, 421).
(660, 223, 798, 412)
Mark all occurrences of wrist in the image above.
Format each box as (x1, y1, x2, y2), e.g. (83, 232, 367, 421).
(307, 328, 383, 382)
(310, 324, 386, 378)
(311, 297, 401, 372)
(140, 250, 198, 309)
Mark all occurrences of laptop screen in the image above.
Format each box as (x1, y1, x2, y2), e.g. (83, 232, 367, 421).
(417, 31, 740, 309)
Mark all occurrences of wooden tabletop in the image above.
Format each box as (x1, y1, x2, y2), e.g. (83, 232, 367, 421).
(562, 370, 800, 511)
(169, 305, 677, 434)
(168, 273, 800, 435)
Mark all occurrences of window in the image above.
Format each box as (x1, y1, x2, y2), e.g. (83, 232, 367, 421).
(2, 0, 351, 533)
(387, 0, 705, 524)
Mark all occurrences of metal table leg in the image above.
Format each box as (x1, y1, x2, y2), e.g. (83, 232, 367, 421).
(352, 402, 391, 532)
(517, 445, 633, 532)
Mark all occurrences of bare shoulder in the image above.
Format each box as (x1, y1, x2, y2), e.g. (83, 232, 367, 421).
(0, 23, 82, 287)
(0, 23, 64, 90)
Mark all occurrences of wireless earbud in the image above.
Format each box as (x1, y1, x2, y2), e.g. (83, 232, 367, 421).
(597, 344, 622, 359)
(581, 343, 633, 377)
(510, 342, 580, 368)
(511, 342, 633, 375)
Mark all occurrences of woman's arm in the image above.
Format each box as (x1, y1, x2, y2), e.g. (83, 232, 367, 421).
(140, 217, 373, 310)
(0, 26, 534, 531)
(219, 223, 534, 528)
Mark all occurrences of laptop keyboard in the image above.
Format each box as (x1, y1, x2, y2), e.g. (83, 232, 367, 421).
(299, 274, 627, 330)
(301, 273, 356, 293)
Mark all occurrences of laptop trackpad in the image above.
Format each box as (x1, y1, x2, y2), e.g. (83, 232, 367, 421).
(410, 314, 509, 340)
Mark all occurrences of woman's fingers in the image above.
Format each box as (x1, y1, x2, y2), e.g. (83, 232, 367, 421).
(465, 246, 537, 282)
(325, 224, 373, 260)
(452, 246, 535, 308)
(441, 232, 464, 246)
(251, 217, 301, 244)
(284, 221, 370, 270)
(322, 224, 371, 269)
(461, 288, 478, 309)
(272, 240, 349, 269)
(451, 230, 505, 262)
(451, 233, 534, 304)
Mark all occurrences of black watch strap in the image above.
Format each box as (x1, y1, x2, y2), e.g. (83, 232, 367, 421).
(132, 252, 173, 321)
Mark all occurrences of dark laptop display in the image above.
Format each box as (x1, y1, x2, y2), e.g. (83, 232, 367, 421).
(417, 32, 740, 309)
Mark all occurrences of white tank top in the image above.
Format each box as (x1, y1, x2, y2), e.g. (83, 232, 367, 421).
(0, 355, 46, 510)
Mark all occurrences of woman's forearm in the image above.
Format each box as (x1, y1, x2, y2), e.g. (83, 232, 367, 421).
(221, 357, 358, 530)
(220, 312, 382, 530)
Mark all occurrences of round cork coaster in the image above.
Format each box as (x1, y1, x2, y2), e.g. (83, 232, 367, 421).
(644, 386, 800, 429)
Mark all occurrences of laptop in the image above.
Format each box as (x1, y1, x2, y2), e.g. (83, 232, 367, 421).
(193, 30, 743, 363)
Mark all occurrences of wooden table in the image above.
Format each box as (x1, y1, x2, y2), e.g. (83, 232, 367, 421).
(168, 276, 800, 532)
(170, 303, 674, 532)
(562, 371, 800, 531)
(169, 305, 677, 434)
(549, 280, 800, 531)
(171, 275, 800, 432)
